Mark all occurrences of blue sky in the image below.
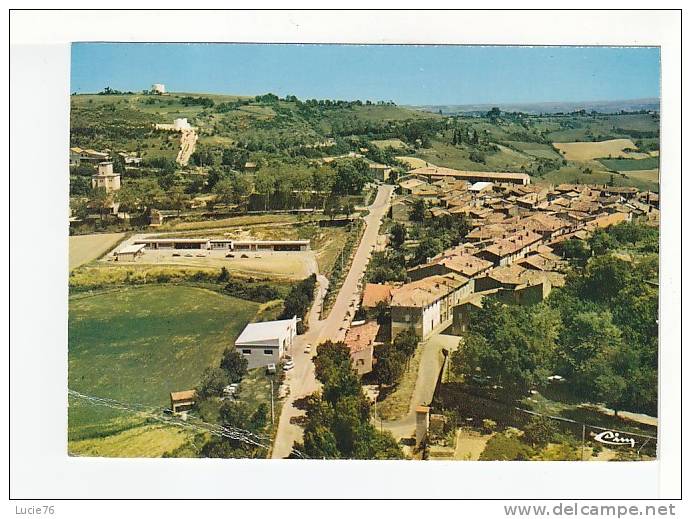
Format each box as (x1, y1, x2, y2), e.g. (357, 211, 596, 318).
(71, 43, 660, 105)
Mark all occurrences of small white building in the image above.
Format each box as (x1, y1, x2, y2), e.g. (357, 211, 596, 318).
(235, 317, 298, 369)
(152, 83, 166, 94)
(174, 118, 192, 130)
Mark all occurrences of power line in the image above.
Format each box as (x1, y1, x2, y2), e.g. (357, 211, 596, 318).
(68, 389, 308, 459)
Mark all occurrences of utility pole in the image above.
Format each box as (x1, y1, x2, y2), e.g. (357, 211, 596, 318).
(581, 424, 586, 461)
(270, 378, 275, 426)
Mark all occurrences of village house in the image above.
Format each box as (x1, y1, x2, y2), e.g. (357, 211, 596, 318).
(476, 230, 543, 266)
(344, 320, 380, 376)
(369, 163, 392, 182)
(70, 146, 109, 166)
(407, 251, 493, 281)
(474, 264, 555, 305)
(170, 389, 196, 413)
(390, 273, 473, 340)
(361, 283, 395, 311)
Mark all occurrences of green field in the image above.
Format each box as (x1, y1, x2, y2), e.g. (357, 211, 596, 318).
(68, 285, 259, 454)
(537, 165, 658, 192)
(598, 156, 659, 171)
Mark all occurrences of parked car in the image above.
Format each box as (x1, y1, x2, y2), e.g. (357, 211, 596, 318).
(266, 363, 277, 375)
(283, 360, 295, 371)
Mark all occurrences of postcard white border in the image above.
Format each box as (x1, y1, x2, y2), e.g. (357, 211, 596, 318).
(8, 9, 682, 504)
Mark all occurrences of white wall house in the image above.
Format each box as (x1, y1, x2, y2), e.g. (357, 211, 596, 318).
(234, 317, 298, 369)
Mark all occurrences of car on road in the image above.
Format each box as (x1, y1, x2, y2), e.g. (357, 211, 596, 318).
(304, 344, 312, 354)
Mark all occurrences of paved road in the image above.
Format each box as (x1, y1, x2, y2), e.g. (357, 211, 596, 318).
(380, 334, 461, 441)
(271, 184, 395, 458)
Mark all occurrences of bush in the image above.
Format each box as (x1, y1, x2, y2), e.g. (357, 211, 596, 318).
(223, 279, 282, 303)
(480, 432, 534, 461)
(197, 367, 230, 399)
(522, 415, 558, 446)
(220, 348, 248, 383)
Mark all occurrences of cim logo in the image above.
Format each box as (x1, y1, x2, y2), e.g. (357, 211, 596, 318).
(593, 430, 636, 448)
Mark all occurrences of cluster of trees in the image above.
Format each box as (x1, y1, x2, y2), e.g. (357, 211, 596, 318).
(451, 240, 659, 415)
(365, 222, 408, 284)
(200, 399, 270, 458)
(478, 415, 577, 461)
(295, 341, 403, 459)
(279, 274, 317, 334)
(221, 276, 285, 303)
(408, 207, 472, 266)
(372, 329, 420, 386)
(198, 347, 248, 399)
(97, 86, 135, 95)
(179, 96, 215, 108)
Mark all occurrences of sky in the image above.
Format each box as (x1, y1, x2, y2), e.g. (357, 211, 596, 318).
(71, 43, 660, 106)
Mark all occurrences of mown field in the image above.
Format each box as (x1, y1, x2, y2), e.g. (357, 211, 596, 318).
(69, 233, 126, 270)
(553, 139, 649, 161)
(598, 156, 659, 171)
(68, 285, 259, 456)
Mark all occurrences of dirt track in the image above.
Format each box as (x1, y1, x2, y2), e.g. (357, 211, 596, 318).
(176, 129, 198, 166)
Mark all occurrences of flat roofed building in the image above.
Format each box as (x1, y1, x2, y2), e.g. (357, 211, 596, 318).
(133, 238, 310, 251)
(235, 317, 297, 369)
(114, 243, 146, 262)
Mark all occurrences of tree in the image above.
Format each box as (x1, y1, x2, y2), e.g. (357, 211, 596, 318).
(393, 328, 419, 358)
(115, 184, 141, 214)
(522, 415, 558, 447)
(197, 367, 229, 398)
(88, 186, 111, 221)
(70, 175, 91, 196)
(218, 267, 230, 283)
(480, 432, 534, 461)
(410, 198, 426, 222)
(324, 195, 343, 220)
(231, 173, 253, 204)
(254, 170, 275, 211)
(589, 228, 618, 256)
(390, 222, 407, 248)
(220, 348, 248, 383)
(578, 254, 633, 303)
(167, 184, 189, 216)
(296, 341, 404, 459)
(138, 178, 164, 214)
(213, 178, 236, 207)
(373, 343, 406, 386)
(111, 154, 126, 174)
(450, 300, 560, 391)
(561, 239, 589, 260)
(412, 235, 443, 265)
